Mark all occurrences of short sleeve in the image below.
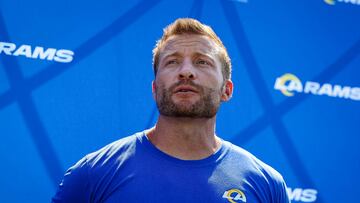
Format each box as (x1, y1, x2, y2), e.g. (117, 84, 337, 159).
(51, 156, 91, 202)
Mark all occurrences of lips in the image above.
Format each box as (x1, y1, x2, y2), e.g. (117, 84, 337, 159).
(173, 85, 198, 94)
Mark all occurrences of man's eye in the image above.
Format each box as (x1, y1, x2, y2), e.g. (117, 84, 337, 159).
(166, 60, 178, 65)
(196, 59, 210, 65)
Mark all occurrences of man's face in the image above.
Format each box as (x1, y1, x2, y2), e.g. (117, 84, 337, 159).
(153, 34, 233, 118)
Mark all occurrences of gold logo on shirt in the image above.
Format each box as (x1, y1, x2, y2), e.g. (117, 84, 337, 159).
(222, 189, 247, 203)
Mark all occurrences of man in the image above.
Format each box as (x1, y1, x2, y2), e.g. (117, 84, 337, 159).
(52, 18, 290, 203)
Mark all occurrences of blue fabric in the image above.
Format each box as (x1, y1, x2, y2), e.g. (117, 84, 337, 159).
(52, 131, 290, 203)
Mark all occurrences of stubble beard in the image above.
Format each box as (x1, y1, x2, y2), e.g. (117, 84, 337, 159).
(156, 81, 222, 118)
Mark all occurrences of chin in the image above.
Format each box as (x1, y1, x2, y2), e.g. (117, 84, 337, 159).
(172, 96, 199, 104)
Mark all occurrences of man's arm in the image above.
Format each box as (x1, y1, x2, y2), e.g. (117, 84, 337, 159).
(52, 156, 91, 202)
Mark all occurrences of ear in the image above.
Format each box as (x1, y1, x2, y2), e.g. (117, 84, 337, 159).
(221, 80, 233, 102)
(152, 81, 157, 100)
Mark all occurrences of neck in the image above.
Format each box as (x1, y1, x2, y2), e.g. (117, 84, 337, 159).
(146, 115, 221, 160)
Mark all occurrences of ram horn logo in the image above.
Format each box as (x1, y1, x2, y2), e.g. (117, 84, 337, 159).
(274, 73, 302, 97)
(324, 0, 360, 5)
(324, 0, 335, 5)
(222, 189, 247, 203)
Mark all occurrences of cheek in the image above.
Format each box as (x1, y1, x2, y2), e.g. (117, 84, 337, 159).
(156, 70, 173, 84)
(201, 72, 223, 88)
(154, 79, 169, 95)
(154, 78, 165, 90)
(157, 66, 177, 77)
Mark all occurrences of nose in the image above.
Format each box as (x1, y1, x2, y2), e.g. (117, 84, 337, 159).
(178, 59, 196, 80)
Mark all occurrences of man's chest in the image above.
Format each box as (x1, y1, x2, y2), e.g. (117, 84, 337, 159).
(94, 166, 266, 203)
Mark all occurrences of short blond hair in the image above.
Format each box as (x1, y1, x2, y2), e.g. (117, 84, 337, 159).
(152, 18, 232, 80)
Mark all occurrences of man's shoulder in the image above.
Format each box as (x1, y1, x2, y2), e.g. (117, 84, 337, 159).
(224, 141, 285, 184)
(52, 132, 145, 202)
(84, 131, 143, 167)
(223, 141, 290, 202)
(62, 132, 143, 183)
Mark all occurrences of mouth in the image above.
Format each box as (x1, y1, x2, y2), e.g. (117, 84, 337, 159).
(173, 85, 199, 94)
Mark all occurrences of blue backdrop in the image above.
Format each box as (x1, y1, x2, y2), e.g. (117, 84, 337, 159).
(0, 0, 359, 202)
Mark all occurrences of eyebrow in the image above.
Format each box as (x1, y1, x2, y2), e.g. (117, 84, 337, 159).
(193, 52, 215, 61)
(161, 51, 216, 63)
(161, 52, 182, 61)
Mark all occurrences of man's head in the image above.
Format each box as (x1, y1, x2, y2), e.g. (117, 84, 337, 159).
(153, 18, 231, 81)
(152, 18, 233, 118)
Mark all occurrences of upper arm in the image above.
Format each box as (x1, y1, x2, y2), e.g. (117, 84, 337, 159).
(52, 156, 91, 203)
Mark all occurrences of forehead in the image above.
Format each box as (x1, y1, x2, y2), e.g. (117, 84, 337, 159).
(160, 34, 220, 57)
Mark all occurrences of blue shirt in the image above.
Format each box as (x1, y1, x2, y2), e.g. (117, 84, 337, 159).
(52, 132, 290, 203)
